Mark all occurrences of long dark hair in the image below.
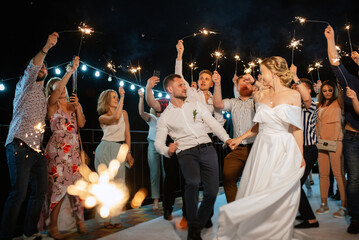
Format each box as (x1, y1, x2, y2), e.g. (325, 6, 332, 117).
(318, 80, 338, 107)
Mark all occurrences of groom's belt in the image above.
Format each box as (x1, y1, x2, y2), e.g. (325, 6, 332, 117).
(184, 142, 213, 152)
(238, 143, 253, 147)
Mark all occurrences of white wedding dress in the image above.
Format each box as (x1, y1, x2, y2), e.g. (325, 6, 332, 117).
(217, 103, 305, 240)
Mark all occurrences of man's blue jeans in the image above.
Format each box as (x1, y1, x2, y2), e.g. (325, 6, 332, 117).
(0, 141, 47, 239)
(343, 132, 359, 221)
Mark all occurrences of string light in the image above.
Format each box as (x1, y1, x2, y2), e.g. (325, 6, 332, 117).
(55, 68, 61, 75)
(0, 83, 5, 91)
(94, 71, 100, 77)
(81, 64, 87, 71)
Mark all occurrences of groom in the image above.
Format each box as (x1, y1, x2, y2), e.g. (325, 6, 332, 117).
(155, 74, 231, 240)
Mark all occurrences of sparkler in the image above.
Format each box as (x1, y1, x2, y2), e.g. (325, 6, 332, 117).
(181, 28, 219, 40)
(293, 16, 330, 26)
(188, 62, 198, 83)
(308, 65, 315, 83)
(288, 35, 303, 65)
(345, 24, 353, 53)
(68, 144, 132, 219)
(211, 41, 224, 71)
(234, 54, 240, 75)
(314, 61, 323, 80)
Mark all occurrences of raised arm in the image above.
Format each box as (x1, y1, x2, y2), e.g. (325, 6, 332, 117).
(290, 64, 312, 109)
(244, 73, 265, 90)
(48, 57, 80, 108)
(346, 87, 359, 115)
(138, 89, 150, 121)
(33, 32, 58, 67)
(145, 76, 161, 112)
(213, 71, 225, 109)
(99, 87, 125, 125)
(324, 25, 340, 66)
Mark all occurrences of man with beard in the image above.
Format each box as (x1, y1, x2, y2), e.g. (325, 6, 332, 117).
(0, 32, 58, 240)
(213, 73, 256, 203)
(154, 74, 231, 240)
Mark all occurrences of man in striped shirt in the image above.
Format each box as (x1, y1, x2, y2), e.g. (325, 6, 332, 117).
(291, 65, 319, 229)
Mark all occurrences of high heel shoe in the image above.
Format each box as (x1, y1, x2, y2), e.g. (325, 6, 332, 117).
(48, 226, 64, 239)
(77, 221, 88, 234)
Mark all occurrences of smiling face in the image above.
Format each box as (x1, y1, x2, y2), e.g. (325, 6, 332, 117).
(168, 77, 187, 100)
(109, 91, 119, 107)
(198, 73, 213, 91)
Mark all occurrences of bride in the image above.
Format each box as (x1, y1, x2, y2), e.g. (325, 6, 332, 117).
(217, 56, 305, 240)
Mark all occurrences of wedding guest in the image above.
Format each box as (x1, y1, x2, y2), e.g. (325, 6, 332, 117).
(155, 73, 231, 240)
(290, 65, 319, 229)
(94, 87, 134, 229)
(325, 25, 359, 234)
(0, 32, 58, 240)
(40, 57, 87, 238)
(316, 80, 347, 217)
(213, 73, 256, 203)
(138, 89, 163, 210)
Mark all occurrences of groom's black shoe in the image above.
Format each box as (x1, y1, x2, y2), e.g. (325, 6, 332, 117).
(187, 226, 202, 240)
(163, 209, 172, 220)
(294, 220, 319, 229)
(295, 215, 304, 221)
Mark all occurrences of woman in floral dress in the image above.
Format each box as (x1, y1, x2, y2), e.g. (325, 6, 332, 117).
(40, 57, 87, 239)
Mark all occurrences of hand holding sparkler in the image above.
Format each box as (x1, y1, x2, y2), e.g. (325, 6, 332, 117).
(176, 40, 184, 60)
(191, 81, 197, 89)
(212, 71, 221, 86)
(351, 51, 359, 66)
(43, 32, 59, 53)
(232, 74, 239, 84)
(68, 56, 80, 73)
(324, 25, 335, 41)
(346, 86, 358, 100)
(118, 87, 125, 98)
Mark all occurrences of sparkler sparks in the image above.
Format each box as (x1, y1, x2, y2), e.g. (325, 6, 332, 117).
(181, 28, 219, 40)
(293, 16, 330, 26)
(68, 144, 134, 219)
(288, 37, 303, 65)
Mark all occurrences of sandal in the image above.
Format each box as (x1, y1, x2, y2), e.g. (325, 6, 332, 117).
(48, 226, 64, 239)
(114, 223, 122, 228)
(104, 222, 114, 229)
(77, 221, 88, 234)
(333, 207, 348, 218)
(315, 203, 329, 214)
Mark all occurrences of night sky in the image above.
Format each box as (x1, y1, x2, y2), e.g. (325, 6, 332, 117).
(1, 0, 358, 131)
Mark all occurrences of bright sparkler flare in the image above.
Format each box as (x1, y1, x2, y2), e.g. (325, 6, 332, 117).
(244, 68, 252, 74)
(288, 38, 303, 50)
(137, 66, 141, 70)
(234, 55, 240, 60)
(130, 68, 137, 73)
(248, 61, 256, 68)
(256, 58, 262, 64)
(308, 66, 315, 73)
(212, 51, 223, 59)
(188, 62, 197, 69)
(67, 144, 130, 219)
(314, 61, 323, 68)
(345, 25, 350, 30)
(78, 23, 94, 35)
(295, 16, 307, 25)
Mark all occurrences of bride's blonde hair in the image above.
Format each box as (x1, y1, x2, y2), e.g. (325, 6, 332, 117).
(261, 56, 292, 87)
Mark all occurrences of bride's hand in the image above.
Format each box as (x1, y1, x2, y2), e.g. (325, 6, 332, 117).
(229, 137, 243, 150)
(300, 158, 306, 168)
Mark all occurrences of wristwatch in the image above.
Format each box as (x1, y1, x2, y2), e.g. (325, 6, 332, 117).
(295, 80, 302, 86)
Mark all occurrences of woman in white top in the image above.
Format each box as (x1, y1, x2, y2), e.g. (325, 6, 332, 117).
(138, 89, 163, 210)
(94, 87, 134, 229)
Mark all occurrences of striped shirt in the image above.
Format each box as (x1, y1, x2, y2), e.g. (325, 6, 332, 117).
(302, 99, 318, 146)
